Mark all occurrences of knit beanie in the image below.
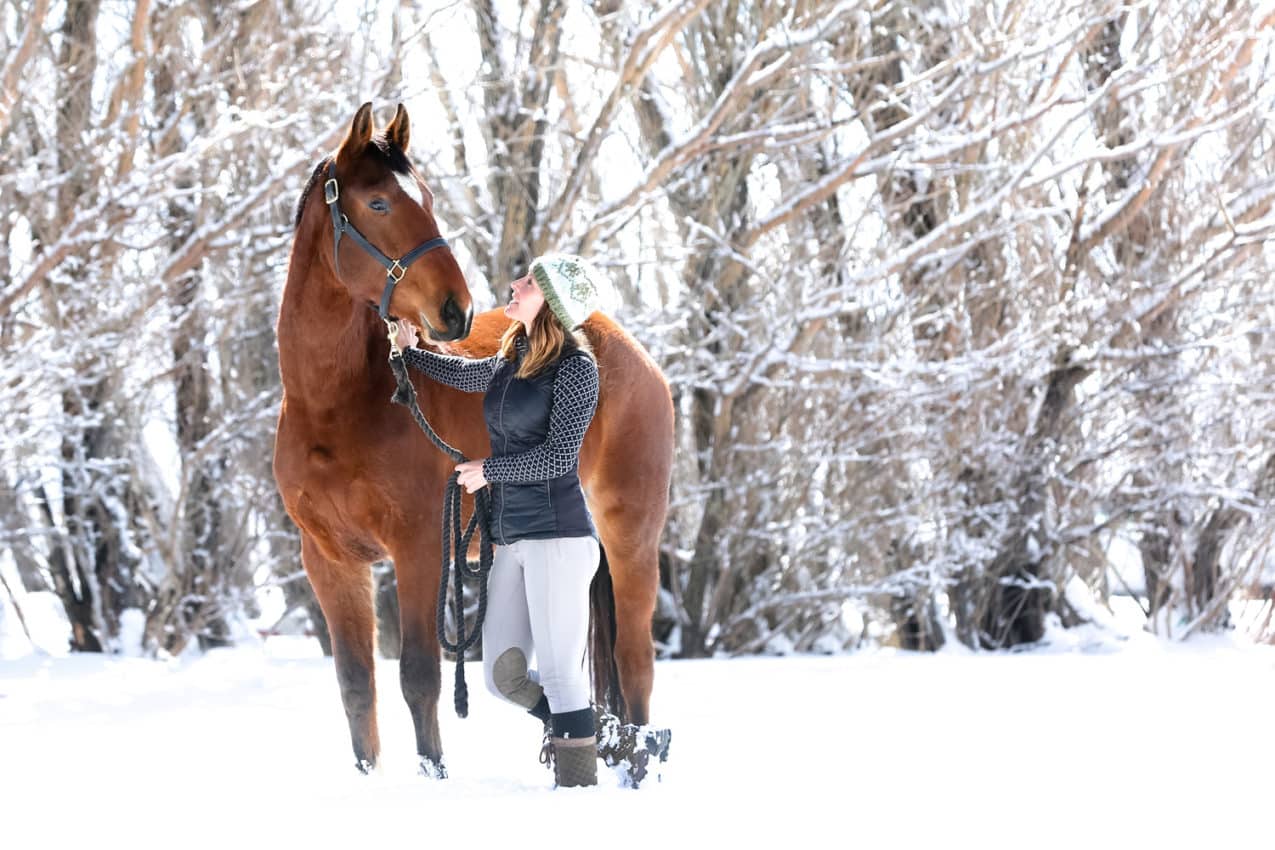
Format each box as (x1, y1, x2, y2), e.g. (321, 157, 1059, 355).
(529, 253, 611, 330)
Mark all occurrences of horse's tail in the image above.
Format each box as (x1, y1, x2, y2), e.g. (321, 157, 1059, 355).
(589, 544, 627, 721)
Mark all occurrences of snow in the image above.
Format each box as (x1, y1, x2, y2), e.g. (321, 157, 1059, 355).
(0, 591, 69, 661)
(2, 627, 1273, 847)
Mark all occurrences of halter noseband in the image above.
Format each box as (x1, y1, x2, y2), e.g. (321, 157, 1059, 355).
(322, 160, 450, 324)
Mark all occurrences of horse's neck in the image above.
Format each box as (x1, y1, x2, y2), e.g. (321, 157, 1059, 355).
(278, 227, 387, 415)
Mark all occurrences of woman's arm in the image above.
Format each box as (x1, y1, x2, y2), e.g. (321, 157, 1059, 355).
(402, 346, 500, 394)
(482, 355, 599, 483)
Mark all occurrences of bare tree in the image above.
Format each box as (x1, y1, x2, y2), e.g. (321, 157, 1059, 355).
(4, 0, 1271, 659)
(1, 0, 390, 654)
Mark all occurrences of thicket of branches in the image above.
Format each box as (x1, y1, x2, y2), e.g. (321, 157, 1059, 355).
(3, 0, 1273, 658)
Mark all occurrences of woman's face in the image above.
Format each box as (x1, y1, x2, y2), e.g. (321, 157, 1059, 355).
(504, 272, 545, 326)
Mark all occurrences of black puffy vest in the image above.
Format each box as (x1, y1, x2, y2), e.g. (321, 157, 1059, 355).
(484, 345, 597, 545)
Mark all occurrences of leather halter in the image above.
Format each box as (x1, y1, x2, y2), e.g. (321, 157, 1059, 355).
(322, 160, 450, 321)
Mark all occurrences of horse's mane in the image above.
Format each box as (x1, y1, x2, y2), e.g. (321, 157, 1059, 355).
(293, 136, 415, 231)
(294, 157, 329, 230)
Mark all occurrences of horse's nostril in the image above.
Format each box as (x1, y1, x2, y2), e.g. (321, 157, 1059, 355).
(441, 296, 466, 337)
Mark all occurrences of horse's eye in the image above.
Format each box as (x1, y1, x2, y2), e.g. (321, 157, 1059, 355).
(369, 198, 389, 213)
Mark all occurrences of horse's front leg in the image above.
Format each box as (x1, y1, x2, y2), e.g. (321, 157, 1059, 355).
(391, 523, 447, 778)
(301, 534, 380, 772)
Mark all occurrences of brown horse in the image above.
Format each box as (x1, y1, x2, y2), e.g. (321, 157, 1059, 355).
(273, 103, 674, 776)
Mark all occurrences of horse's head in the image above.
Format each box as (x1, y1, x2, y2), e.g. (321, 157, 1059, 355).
(325, 102, 472, 341)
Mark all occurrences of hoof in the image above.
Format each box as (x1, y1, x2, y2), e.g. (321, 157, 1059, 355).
(598, 721, 671, 788)
(418, 755, 448, 779)
(355, 758, 375, 775)
(622, 728, 671, 788)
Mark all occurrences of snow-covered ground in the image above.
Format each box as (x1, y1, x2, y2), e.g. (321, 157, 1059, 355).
(3, 615, 1274, 849)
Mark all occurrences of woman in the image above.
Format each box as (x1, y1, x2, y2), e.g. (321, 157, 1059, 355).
(395, 253, 605, 788)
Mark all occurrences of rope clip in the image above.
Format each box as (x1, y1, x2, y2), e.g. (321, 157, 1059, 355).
(386, 319, 402, 360)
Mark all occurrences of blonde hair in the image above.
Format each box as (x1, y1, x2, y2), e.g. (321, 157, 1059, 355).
(499, 303, 593, 379)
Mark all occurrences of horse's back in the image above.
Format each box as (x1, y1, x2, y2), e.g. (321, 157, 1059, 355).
(580, 313, 675, 534)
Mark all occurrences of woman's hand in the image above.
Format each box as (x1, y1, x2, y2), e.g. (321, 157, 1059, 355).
(394, 321, 419, 350)
(455, 459, 489, 494)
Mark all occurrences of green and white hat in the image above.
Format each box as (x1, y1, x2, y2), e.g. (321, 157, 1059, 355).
(529, 253, 612, 330)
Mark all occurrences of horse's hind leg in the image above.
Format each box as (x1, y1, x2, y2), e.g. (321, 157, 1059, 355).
(595, 512, 658, 726)
(301, 533, 380, 772)
(390, 528, 446, 778)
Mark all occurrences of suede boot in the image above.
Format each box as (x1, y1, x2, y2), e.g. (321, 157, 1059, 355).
(551, 735, 598, 788)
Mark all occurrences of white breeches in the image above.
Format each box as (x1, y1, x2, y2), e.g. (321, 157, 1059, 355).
(481, 535, 601, 715)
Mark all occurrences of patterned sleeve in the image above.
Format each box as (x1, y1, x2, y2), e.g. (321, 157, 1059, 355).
(402, 346, 499, 394)
(482, 355, 599, 483)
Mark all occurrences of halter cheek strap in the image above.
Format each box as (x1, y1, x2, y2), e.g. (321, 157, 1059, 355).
(323, 160, 450, 321)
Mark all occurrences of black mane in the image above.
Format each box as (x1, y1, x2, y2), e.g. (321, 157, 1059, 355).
(370, 133, 412, 175)
(293, 157, 329, 230)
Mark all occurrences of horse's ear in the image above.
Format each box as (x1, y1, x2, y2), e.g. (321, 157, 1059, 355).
(337, 102, 375, 162)
(385, 103, 410, 153)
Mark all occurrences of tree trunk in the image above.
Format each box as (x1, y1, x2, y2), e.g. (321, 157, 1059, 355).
(47, 0, 143, 653)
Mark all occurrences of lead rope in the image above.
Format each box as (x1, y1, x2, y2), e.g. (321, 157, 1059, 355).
(384, 320, 491, 719)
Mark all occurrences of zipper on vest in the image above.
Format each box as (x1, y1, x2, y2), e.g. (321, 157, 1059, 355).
(545, 479, 554, 535)
(495, 366, 514, 543)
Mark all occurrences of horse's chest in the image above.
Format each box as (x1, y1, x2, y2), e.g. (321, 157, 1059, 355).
(275, 414, 395, 561)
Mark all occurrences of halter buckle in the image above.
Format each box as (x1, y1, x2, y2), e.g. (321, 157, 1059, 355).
(323, 178, 339, 204)
(388, 260, 407, 282)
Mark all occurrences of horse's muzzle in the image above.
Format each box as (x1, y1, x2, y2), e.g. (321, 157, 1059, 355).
(428, 296, 472, 341)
